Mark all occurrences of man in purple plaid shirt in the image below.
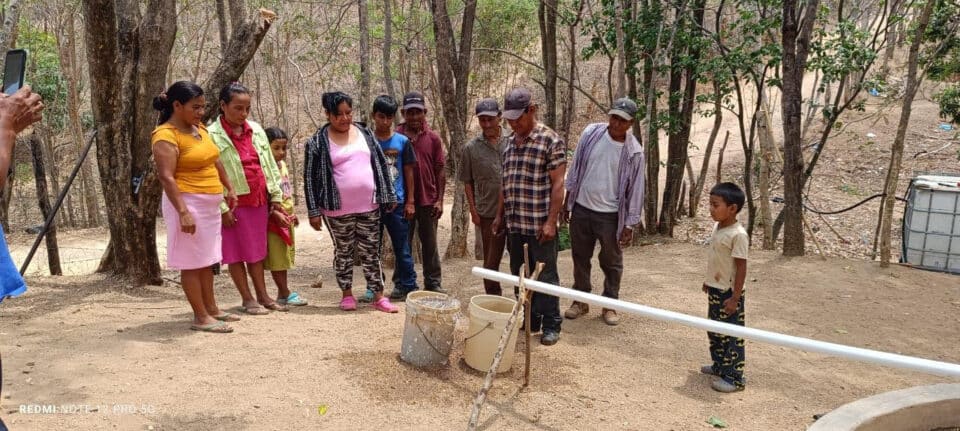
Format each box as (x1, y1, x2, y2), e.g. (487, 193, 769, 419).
(492, 87, 566, 346)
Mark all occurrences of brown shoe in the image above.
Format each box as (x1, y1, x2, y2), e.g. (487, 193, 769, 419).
(602, 308, 620, 326)
(564, 301, 589, 319)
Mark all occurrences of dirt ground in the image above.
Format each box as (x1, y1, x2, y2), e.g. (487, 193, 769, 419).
(1, 210, 959, 430)
(2, 74, 959, 430)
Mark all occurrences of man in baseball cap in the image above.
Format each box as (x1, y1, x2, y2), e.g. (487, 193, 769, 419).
(397, 91, 447, 294)
(608, 97, 638, 121)
(461, 98, 507, 296)
(402, 91, 427, 111)
(493, 87, 567, 346)
(501, 87, 533, 121)
(561, 96, 645, 326)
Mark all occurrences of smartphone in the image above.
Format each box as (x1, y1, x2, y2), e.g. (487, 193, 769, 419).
(2, 49, 27, 96)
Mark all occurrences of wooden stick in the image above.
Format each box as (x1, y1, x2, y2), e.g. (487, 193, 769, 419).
(803, 215, 828, 260)
(467, 261, 545, 430)
(816, 212, 849, 244)
(521, 244, 534, 388)
(522, 288, 533, 387)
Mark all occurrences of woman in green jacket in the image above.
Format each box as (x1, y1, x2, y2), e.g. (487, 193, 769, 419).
(208, 82, 304, 314)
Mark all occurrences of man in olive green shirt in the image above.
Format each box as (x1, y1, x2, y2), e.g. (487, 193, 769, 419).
(460, 98, 508, 295)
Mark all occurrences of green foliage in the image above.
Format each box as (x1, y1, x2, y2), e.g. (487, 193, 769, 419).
(810, 21, 877, 85)
(16, 22, 68, 131)
(557, 224, 570, 251)
(923, 0, 960, 81)
(475, 0, 538, 54)
(935, 84, 960, 124)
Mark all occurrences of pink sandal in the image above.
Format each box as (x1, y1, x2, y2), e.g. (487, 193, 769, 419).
(372, 297, 398, 313)
(339, 296, 357, 311)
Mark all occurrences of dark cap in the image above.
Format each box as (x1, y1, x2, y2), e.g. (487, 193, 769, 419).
(402, 91, 426, 110)
(608, 97, 638, 121)
(502, 88, 532, 120)
(475, 98, 500, 117)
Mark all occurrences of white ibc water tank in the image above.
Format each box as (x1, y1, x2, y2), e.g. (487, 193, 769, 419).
(902, 174, 960, 274)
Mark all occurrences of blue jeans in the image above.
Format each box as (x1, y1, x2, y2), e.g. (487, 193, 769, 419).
(382, 207, 418, 291)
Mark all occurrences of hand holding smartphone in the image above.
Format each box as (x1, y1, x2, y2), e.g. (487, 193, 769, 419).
(2, 49, 26, 96)
(0, 49, 42, 134)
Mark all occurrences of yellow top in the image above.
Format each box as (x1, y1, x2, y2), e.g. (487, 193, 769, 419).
(151, 124, 223, 194)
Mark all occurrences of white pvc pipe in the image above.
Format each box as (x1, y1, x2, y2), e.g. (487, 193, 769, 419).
(472, 267, 960, 379)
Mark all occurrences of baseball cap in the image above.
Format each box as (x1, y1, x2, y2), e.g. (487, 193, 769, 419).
(608, 97, 638, 121)
(402, 91, 426, 110)
(502, 88, 532, 120)
(475, 98, 500, 117)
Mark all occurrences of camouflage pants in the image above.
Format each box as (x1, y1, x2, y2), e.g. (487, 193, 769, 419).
(706, 286, 746, 387)
(325, 210, 384, 293)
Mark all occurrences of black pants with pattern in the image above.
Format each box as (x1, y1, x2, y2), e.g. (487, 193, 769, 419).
(325, 210, 384, 293)
(707, 286, 746, 387)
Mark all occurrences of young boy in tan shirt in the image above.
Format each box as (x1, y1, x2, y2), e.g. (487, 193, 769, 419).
(700, 182, 749, 392)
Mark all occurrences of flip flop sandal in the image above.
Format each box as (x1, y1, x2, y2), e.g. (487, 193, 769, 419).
(213, 312, 241, 322)
(262, 302, 290, 312)
(242, 305, 271, 315)
(278, 292, 308, 306)
(190, 321, 234, 333)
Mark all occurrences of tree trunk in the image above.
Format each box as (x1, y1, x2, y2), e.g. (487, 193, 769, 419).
(538, 0, 558, 129)
(559, 0, 585, 144)
(689, 80, 722, 217)
(614, 0, 627, 99)
(358, 0, 371, 123)
(879, 0, 934, 267)
(83, 0, 176, 285)
(41, 130, 69, 228)
(29, 132, 62, 276)
(201, 9, 277, 123)
(83, 1, 273, 285)
(0, 0, 21, 57)
(642, 54, 660, 235)
(779, 0, 820, 257)
(57, 13, 102, 228)
(381, 0, 397, 100)
(715, 130, 729, 183)
(658, 63, 682, 235)
(215, 0, 229, 53)
(658, 0, 703, 236)
(757, 99, 777, 250)
(226, 0, 245, 33)
(428, 0, 476, 260)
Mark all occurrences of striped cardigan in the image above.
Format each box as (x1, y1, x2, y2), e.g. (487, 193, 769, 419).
(303, 123, 397, 218)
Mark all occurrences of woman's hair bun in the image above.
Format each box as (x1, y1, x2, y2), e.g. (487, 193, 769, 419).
(152, 93, 169, 111)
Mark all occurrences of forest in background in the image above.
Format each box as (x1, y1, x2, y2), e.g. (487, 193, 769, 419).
(0, 0, 958, 284)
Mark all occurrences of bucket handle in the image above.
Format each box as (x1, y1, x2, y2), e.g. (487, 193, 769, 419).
(461, 321, 493, 343)
(414, 318, 459, 359)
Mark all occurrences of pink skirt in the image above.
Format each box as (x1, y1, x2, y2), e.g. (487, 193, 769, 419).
(162, 193, 223, 270)
(221, 204, 268, 264)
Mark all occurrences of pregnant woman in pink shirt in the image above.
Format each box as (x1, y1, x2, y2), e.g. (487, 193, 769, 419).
(303, 92, 399, 313)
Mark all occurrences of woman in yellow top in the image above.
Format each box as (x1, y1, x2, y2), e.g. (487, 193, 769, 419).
(152, 81, 239, 333)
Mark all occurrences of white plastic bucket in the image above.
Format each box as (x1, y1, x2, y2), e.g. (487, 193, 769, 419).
(464, 295, 522, 372)
(400, 291, 460, 368)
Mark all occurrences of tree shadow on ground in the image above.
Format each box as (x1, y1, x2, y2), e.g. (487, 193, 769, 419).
(117, 319, 205, 344)
(151, 412, 249, 431)
(673, 369, 725, 404)
(389, 353, 565, 431)
(7, 275, 183, 319)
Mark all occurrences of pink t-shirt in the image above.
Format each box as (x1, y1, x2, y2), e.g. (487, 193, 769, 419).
(323, 129, 379, 218)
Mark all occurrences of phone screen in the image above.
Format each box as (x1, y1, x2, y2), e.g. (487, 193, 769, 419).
(3, 49, 27, 96)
